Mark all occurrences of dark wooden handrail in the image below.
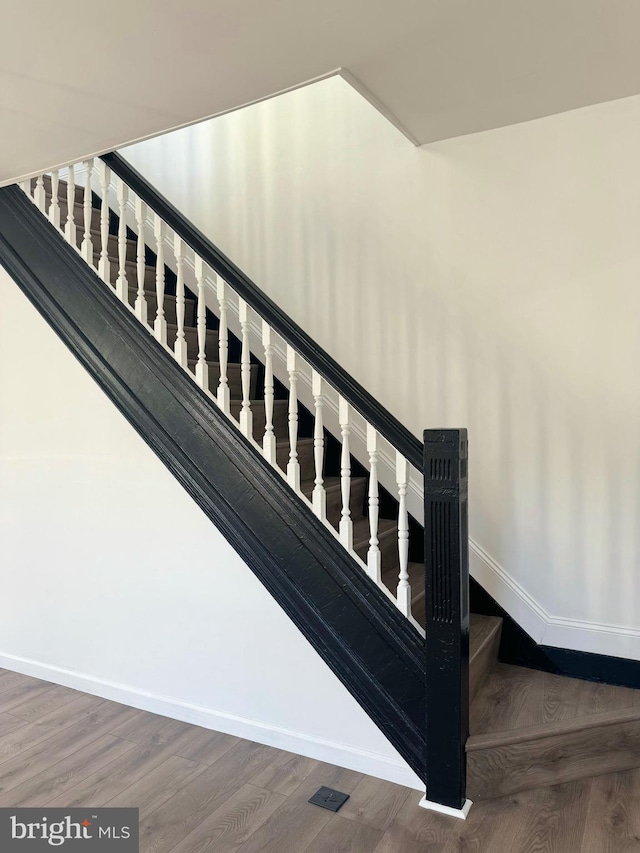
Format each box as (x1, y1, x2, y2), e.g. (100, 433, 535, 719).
(100, 152, 423, 471)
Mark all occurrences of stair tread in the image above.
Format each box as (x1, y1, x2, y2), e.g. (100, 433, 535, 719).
(128, 288, 197, 305)
(229, 399, 288, 409)
(276, 438, 313, 448)
(81, 228, 136, 246)
(299, 475, 367, 497)
(168, 322, 215, 330)
(187, 358, 256, 370)
(101, 257, 169, 276)
(468, 700, 640, 751)
(469, 660, 640, 740)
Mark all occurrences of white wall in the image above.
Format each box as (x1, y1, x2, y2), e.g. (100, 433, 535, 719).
(0, 268, 421, 789)
(123, 78, 640, 659)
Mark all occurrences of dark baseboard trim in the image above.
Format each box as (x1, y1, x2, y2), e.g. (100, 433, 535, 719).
(0, 185, 427, 783)
(470, 578, 640, 689)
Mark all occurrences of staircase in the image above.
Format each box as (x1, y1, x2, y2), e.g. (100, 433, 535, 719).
(1, 160, 639, 817)
(34, 169, 430, 628)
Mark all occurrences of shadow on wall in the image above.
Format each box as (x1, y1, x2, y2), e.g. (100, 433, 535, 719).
(120, 79, 640, 647)
(453, 281, 640, 635)
(232, 116, 640, 636)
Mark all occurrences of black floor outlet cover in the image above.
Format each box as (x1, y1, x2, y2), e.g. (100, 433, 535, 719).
(308, 787, 350, 812)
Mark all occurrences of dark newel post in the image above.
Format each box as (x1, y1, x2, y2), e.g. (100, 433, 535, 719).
(423, 429, 470, 810)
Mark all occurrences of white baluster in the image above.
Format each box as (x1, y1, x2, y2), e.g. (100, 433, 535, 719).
(153, 214, 167, 344)
(97, 161, 110, 283)
(238, 299, 253, 438)
(194, 256, 209, 390)
(396, 451, 411, 616)
(20, 179, 32, 198)
(366, 425, 381, 584)
(311, 371, 326, 521)
(262, 321, 276, 464)
(173, 235, 188, 367)
(216, 277, 230, 414)
(33, 175, 46, 213)
(339, 397, 353, 549)
(81, 159, 94, 264)
(287, 346, 300, 491)
(134, 198, 148, 324)
(64, 164, 76, 247)
(115, 178, 128, 300)
(49, 170, 60, 229)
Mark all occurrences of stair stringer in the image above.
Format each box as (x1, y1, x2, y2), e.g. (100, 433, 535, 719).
(0, 184, 428, 784)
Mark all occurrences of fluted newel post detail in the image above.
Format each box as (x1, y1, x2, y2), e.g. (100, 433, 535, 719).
(49, 171, 61, 229)
(366, 425, 381, 583)
(286, 346, 300, 491)
(81, 159, 94, 264)
(153, 214, 167, 345)
(338, 397, 353, 550)
(134, 198, 148, 324)
(216, 277, 230, 414)
(33, 175, 46, 213)
(239, 299, 253, 439)
(194, 257, 209, 391)
(262, 322, 276, 465)
(422, 428, 470, 815)
(64, 165, 76, 247)
(396, 452, 411, 615)
(97, 161, 110, 283)
(311, 370, 326, 521)
(115, 178, 128, 300)
(173, 235, 188, 367)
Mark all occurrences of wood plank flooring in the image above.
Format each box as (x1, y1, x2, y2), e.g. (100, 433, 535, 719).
(2, 667, 640, 851)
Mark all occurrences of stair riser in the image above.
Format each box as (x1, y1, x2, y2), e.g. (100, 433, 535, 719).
(276, 441, 315, 483)
(467, 715, 640, 801)
(325, 479, 368, 529)
(190, 363, 258, 400)
(354, 524, 399, 572)
(229, 402, 289, 442)
(87, 233, 137, 262)
(176, 327, 219, 361)
(121, 288, 196, 328)
(103, 260, 154, 291)
(469, 621, 502, 704)
(57, 201, 101, 231)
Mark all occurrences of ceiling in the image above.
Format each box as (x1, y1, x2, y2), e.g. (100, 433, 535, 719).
(2, 0, 640, 185)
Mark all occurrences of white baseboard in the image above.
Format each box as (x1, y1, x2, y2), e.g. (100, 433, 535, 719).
(0, 651, 424, 791)
(418, 796, 472, 820)
(470, 540, 640, 660)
